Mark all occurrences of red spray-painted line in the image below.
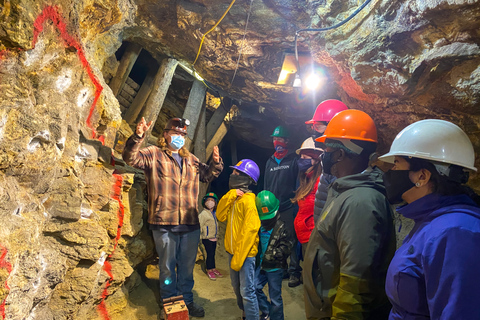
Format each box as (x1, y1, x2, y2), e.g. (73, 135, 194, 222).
(98, 172, 125, 320)
(0, 244, 13, 320)
(0, 6, 104, 138)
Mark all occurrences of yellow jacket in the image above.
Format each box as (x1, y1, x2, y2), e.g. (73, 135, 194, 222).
(217, 189, 260, 271)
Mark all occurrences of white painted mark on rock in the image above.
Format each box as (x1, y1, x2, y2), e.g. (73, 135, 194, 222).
(56, 69, 73, 93)
(77, 88, 90, 107)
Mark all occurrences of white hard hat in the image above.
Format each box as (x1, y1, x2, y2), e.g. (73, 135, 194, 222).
(296, 137, 324, 155)
(379, 119, 477, 172)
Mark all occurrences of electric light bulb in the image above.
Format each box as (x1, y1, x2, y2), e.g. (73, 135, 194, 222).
(305, 73, 321, 91)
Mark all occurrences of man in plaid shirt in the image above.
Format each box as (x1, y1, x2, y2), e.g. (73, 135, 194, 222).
(123, 116, 223, 318)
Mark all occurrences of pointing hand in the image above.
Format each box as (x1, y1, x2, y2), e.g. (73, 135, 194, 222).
(136, 117, 153, 137)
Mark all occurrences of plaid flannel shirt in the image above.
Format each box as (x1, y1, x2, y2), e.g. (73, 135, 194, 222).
(123, 134, 223, 226)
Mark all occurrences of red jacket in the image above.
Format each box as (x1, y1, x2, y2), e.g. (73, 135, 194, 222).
(294, 177, 319, 244)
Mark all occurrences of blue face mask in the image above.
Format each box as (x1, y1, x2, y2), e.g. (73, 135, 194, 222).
(298, 158, 313, 172)
(169, 135, 185, 150)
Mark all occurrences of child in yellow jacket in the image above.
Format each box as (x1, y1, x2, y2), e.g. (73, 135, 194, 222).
(217, 159, 261, 320)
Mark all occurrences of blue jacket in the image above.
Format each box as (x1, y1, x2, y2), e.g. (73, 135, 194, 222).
(386, 193, 480, 320)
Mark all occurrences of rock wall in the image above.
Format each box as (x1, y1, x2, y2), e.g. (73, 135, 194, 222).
(0, 2, 153, 319)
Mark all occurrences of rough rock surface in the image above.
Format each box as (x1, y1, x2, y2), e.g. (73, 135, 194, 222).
(0, 0, 479, 319)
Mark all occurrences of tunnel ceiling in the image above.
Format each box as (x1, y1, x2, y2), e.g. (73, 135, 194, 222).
(120, 0, 480, 155)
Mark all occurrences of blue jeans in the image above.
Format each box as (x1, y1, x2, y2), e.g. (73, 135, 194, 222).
(255, 268, 284, 320)
(152, 228, 200, 305)
(228, 253, 259, 320)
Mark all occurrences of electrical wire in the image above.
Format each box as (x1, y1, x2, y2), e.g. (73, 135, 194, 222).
(230, 0, 254, 86)
(294, 0, 373, 72)
(192, 0, 237, 66)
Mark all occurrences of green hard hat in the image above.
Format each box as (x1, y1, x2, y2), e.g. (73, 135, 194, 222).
(255, 190, 279, 220)
(202, 192, 219, 206)
(271, 126, 290, 138)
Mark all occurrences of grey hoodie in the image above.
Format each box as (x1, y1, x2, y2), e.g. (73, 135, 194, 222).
(303, 167, 396, 320)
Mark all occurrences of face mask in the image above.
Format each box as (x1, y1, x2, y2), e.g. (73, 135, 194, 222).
(321, 151, 338, 175)
(205, 200, 215, 210)
(229, 174, 252, 190)
(382, 170, 415, 204)
(261, 214, 278, 231)
(273, 141, 288, 159)
(169, 135, 185, 150)
(298, 158, 313, 172)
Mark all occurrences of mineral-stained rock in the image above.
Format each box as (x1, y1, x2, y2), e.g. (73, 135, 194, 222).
(43, 220, 111, 261)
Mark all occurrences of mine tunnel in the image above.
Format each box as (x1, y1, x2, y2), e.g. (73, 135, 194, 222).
(1, 0, 480, 319)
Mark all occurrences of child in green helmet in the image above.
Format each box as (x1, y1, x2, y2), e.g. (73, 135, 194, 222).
(255, 190, 295, 320)
(199, 192, 223, 280)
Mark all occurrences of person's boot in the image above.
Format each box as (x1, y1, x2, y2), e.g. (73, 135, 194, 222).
(288, 274, 302, 287)
(186, 301, 205, 317)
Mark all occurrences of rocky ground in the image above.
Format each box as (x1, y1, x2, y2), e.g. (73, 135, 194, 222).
(112, 221, 306, 320)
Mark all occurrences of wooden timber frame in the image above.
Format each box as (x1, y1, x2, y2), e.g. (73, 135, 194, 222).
(111, 44, 233, 203)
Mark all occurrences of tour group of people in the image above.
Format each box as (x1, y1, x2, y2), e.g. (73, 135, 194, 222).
(122, 99, 480, 320)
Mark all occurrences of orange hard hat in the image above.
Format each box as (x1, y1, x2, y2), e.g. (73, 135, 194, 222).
(315, 109, 378, 144)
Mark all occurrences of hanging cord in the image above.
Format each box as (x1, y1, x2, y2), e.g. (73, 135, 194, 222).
(294, 0, 373, 72)
(230, 0, 254, 86)
(193, 0, 237, 66)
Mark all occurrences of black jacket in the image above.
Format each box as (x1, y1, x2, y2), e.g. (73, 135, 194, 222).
(256, 219, 294, 270)
(264, 152, 299, 212)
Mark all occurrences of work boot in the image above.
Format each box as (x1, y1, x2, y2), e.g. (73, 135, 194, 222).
(186, 302, 205, 318)
(288, 274, 302, 287)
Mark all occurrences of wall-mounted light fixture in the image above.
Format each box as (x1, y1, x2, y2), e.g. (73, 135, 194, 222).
(277, 52, 315, 87)
(277, 53, 326, 91)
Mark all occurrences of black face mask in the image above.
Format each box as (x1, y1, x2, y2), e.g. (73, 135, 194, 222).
(298, 158, 313, 172)
(321, 151, 338, 175)
(383, 170, 415, 204)
(261, 214, 278, 231)
(229, 174, 252, 190)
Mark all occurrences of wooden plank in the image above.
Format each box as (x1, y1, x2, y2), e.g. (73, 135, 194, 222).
(193, 105, 206, 161)
(182, 80, 207, 140)
(124, 66, 157, 124)
(230, 138, 237, 165)
(119, 89, 134, 103)
(122, 82, 137, 97)
(109, 42, 142, 96)
(126, 77, 140, 90)
(206, 122, 228, 160)
(138, 58, 178, 140)
(117, 95, 131, 109)
(206, 98, 231, 144)
(195, 107, 209, 209)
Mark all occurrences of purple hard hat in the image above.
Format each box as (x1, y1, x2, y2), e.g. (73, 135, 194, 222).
(230, 159, 260, 183)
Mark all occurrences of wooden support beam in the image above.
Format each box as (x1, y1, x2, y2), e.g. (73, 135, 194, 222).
(195, 106, 209, 208)
(230, 138, 237, 165)
(109, 42, 142, 97)
(183, 80, 207, 140)
(194, 106, 206, 162)
(138, 58, 178, 140)
(206, 98, 232, 144)
(206, 122, 228, 160)
(124, 66, 157, 124)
